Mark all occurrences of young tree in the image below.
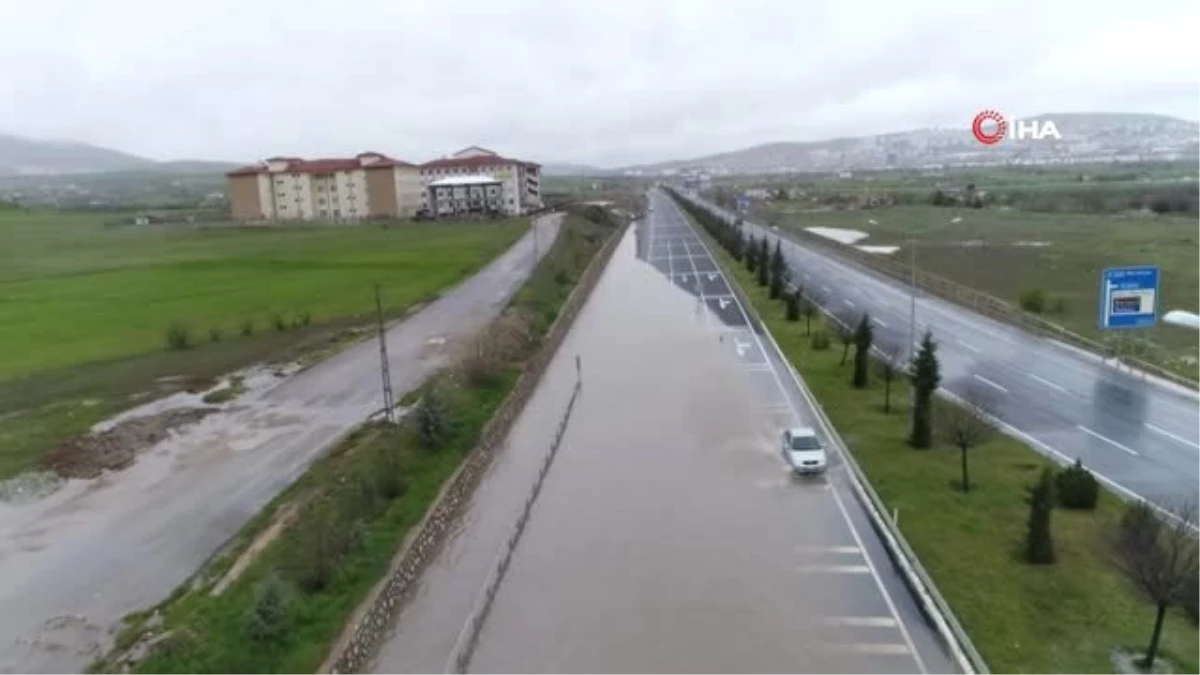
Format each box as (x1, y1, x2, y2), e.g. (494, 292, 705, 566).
(874, 343, 903, 413)
(908, 331, 942, 449)
(769, 268, 786, 300)
(1110, 500, 1199, 670)
(938, 390, 997, 492)
(769, 239, 785, 282)
(745, 235, 759, 273)
(851, 313, 874, 388)
(417, 385, 451, 451)
(836, 320, 854, 366)
(1025, 468, 1057, 565)
(800, 297, 818, 335)
(756, 244, 770, 287)
(731, 229, 745, 261)
(785, 287, 801, 321)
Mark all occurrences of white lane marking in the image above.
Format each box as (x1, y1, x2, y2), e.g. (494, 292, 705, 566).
(872, 317, 888, 327)
(826, 486, 927, 673)
(972, 374, 1008, 394)
(956, 339, 982, 354)
(823, 643, 912, 656)
(1145, 423, 1200, 450)
(797, 565, 871, 574)
(821, 616, 899, 628)
(1077, 425, 1139, 456)
(843, 299, 856, 308)
(1027, 373, 1067, 393)
(796, 545, 861, 555)
(673, 196, 928, 674)
(821, 284, 832, 293)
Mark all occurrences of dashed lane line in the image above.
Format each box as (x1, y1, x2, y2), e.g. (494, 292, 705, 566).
(1077, 425, 1139, 456)
(1145, 423, 1200, 450)
(1027, 373, 1067, 393)
(972, 374, 1008, 394)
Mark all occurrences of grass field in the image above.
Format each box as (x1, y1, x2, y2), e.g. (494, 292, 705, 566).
(709, 226, 1199, 674)
(764, 204, 1199, 374)
(90, 213, 616, 674)
(0, 210, 528, 479)
(1, 211, 528, 380)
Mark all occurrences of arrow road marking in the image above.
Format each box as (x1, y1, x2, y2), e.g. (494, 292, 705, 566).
(719, 298, 731, 310)
(734, 339, 750, 357)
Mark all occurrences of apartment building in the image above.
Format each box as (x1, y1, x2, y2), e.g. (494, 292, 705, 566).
(227, 152, 422, 222)
(419, 146, 542, 216)
(427, 175, 504, 216)
(227, 146, 541, 222)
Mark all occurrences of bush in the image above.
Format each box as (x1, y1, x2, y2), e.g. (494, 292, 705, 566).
(810, 330, 831, 351)
(243, 574, 291, 643)
(287, 504, 353, 592)
(240, 319, 255, 337)
(272, 313, 288, 332)
(416, 385, 451, 451)
(1019, 288, 1047, 313)
(1055, 459, 1099, 509)
(368, 443, 408, 501)
(166, 322, 192, 351)
(209, 327, 223, 343)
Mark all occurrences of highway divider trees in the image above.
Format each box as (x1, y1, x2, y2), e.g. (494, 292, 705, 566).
(799, 296, 818, 335)
(1025, 468, 1057, 564)
(1110, 500, 1199, 671)
(756, 239, 770, 287)
(874, 343, 902, 413)
(938, 390, 997, 493)
(852, 313, 874, 389)
(836, 319, 854, 366)
(785, 287, 801, 321)
(909, 331, 941, 449)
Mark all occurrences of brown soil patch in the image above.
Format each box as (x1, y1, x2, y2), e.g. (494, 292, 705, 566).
(43, 407, 218, 479)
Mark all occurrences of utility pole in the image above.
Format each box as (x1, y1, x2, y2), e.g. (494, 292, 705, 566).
(375, 284, 396, 426)
(908, 238, 918, 364)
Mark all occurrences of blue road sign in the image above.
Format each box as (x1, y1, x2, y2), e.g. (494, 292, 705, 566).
(736, 196, 750, 212)
(1099, 266, 1160, 329)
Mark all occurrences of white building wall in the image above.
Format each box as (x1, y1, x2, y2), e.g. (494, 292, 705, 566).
(332, 169, 367, 221)
(256, 174, 273, 219)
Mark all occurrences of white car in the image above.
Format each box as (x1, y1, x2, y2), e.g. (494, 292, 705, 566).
(782, 427, 827, 475)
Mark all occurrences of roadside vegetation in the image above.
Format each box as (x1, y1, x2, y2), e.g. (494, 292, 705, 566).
(89, 210, 618, 674)
(673, 191, 1200, 674)
(0, 213, 527, 479)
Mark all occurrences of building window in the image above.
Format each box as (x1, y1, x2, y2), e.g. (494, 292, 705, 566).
(277, 192, 286, 198)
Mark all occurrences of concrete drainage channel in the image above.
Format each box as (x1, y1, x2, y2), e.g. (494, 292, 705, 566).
(444, 378, 583, 674)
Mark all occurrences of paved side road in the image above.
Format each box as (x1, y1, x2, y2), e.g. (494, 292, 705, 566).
(680, 192, 1199, 515)
(0, 214, 561, 674)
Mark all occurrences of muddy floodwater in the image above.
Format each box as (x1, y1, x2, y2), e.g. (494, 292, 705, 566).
(373, 197, 947, 674)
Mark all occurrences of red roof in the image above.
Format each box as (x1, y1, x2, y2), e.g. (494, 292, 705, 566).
(225, 152, 414, 177)
(420, 154, 540, 170)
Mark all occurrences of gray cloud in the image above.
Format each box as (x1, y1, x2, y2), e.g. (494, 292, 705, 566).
(0, 0, 1196, 167)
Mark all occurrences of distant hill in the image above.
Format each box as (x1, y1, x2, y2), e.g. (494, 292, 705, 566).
(620, 112, 1200, 175)
(0, 134, 239, 176)
(542, 162, 613, 177)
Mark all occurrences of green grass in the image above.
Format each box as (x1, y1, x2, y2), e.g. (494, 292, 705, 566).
(91, 212, 618, 674)
(708, 224, 1199, 673)
(0, 210, 527, 479)
(0, 211, 528, 380)
(764, 204, 1199, 375)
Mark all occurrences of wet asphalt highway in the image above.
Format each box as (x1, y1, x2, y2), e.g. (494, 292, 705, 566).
(374, 191, 954, 673)
(0, 215, 562, 673)
(679, 191, 1199, 514)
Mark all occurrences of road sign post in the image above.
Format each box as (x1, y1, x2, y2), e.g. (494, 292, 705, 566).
(1099, 266, 1160, 330)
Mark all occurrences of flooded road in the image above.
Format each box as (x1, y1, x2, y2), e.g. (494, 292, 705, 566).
(0, 215, 561, 674)
(372, 194, 953, 674)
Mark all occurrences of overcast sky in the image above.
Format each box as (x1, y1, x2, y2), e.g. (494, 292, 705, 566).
(1, 0, 1196, 167)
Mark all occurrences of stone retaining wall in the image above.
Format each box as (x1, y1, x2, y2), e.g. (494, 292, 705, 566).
(327, 218, 629, 674)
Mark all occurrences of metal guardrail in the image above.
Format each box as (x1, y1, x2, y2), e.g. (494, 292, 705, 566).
(671, 189, 988, 675)
(445, 378, 583, 674)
